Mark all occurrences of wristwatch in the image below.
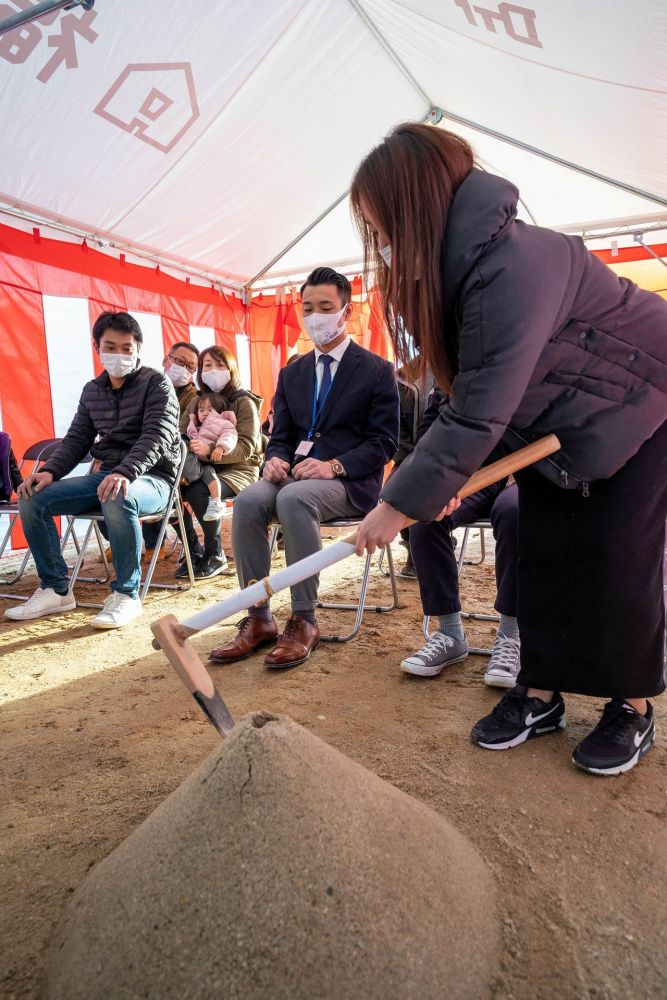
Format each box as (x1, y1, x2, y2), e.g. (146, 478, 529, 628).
(328, 459, 346, 477)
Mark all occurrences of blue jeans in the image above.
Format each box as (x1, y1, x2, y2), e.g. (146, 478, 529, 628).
(19, 471, 172, 599)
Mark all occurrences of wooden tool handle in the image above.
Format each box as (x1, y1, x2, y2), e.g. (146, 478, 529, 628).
(458, 434, 560, 500)
(343, 434, 560, 542)
(152, 435, 562, 637)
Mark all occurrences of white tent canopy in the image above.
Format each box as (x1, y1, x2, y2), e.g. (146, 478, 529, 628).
(1, 0, 666, 288)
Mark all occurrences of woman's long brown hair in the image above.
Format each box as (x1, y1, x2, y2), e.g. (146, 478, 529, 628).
(350, 124, 474, 392)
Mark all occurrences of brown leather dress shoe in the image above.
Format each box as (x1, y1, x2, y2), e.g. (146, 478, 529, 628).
(264, 615, 320, 669)
(208, 616, 278, 664)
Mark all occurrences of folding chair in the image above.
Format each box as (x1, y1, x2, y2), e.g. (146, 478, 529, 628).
(67, 440, 196, 609)
(0, 446, 114, 601)
(423, 519, 498, 656)
(0, 438, 72, 588)
(269, 517, 399, 643)
(456, 519, 489, 568)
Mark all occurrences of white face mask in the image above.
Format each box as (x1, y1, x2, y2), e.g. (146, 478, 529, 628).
(201, 368, 231, 393)
(303, 305, 348, 350)
(378, 244, 392, 268)
(166, 362, 191, 387)
(100, 352, 137, 379)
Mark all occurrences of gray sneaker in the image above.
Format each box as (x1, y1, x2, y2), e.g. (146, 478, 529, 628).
(484, 632, 521, 688)
(400, 631, 469, 677)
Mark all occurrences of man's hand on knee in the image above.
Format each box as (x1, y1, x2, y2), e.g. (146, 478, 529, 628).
(98, 474, 130, 502)
(263, 458, 290, 483)
(293, 459, 335, 481)
(17, 471, 53, 499)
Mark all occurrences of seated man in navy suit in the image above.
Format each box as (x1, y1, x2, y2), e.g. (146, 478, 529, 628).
(208, 267, 399, 669)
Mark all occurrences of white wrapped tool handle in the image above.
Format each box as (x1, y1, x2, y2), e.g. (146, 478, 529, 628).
(176, 434, 560, 639)
(180, 539, 356, 635)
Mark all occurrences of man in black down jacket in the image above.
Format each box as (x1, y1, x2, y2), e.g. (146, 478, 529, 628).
(5, 312, 180, 629)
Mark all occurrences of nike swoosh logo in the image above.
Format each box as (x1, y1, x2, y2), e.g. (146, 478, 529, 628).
(526, 707, 558, 726)
(634, 729, 647, 747)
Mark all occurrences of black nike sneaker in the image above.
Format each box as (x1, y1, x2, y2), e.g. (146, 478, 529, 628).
(572, 700, 655, 775)
(471, 685, 566, 750)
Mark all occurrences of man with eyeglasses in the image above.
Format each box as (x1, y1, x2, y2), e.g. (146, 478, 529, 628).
(143, 341, 201, 559)
(163, 342, 200, 429)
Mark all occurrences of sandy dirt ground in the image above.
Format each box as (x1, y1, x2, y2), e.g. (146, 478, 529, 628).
(1, 524, 665, 999)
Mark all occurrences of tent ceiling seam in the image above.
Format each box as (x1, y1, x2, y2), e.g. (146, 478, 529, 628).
(245, 191, 351, 289)
(246, 0, 435, 290)
(386, 0, 667, 97)
(345, 0, 433, 108)
(108, 1, 311, 234)
(344, 4, 546, 228)
(431, 107, 667, 210)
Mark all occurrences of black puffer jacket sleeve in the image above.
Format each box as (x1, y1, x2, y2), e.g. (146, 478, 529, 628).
(382, 237, 572, 521)
(41, 399, 96, 480)
(113, 372, 180, 481)
(416, 387, 444, 440)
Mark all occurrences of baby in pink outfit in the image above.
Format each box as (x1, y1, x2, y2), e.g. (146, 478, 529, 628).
(187, 396, 238, 454)
(183, 394, 238, 521)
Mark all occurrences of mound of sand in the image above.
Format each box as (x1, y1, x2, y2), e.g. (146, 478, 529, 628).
(43, 713, 498, 1000)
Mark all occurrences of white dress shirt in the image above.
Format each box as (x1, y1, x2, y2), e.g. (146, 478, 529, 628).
(314, 336, 351, 394)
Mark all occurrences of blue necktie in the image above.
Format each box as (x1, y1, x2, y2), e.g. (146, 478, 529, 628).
(311, 355, 334, 459)
(317, 354, 334, 407)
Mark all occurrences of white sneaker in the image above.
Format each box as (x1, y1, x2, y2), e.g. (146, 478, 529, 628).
(484, 632, 521, 688)
(4, 587, 76, 621)
(90, 593, 142, 629)
(203, 497, 224, 521)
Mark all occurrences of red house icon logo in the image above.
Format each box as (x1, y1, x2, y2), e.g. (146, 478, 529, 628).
(94, 62, 199, 154)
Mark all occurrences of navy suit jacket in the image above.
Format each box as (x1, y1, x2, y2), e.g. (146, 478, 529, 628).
(266, 341, 399, 513)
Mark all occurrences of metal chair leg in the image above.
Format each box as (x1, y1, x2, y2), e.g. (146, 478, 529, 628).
(319, 543, 399, 643)
(138, 499, 195, 599)
(0, 544, 30, 586)
(0, 512, 109, 593)
(424, 515, 498, 655)
(67, 520, 96, 592)
(457, 525, 487, 570)
(0, 512, 33, 585)
(69, 521, 112, 586)
(0, 512, 18, 560)
(319, 550, 373, 643)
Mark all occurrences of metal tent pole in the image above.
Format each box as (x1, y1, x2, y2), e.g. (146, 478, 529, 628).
(633, 233, 667, 270)
(429, 107, 667, 209)
(0, 1, 93, 35)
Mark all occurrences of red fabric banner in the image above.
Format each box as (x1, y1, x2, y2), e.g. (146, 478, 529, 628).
(0, 283, 55, 547)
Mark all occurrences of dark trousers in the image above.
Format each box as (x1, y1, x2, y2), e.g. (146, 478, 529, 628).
(516, 420, 667, 699)
(142, 520, 160, 550)
(181, 452, 219, 489)
(145, 459, 220, 552)
(178, 478, 235, 560)
(409, 483, 518, 617)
